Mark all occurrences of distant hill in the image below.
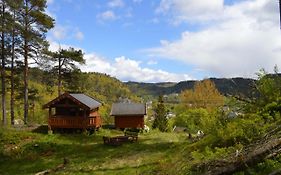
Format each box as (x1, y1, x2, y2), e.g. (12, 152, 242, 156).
(125, 82, 177, 97)
(126, 77, 257, 98)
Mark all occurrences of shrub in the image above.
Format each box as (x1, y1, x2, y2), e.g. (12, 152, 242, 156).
(173, 108, 217, 134)
(216, 114, 265, 146)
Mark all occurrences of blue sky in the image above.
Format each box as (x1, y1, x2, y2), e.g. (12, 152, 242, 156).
(46, 0, 281, 82)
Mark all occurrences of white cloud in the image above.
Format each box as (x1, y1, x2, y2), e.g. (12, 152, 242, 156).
(51, 26, 67, 40)
(48, 40, 82, 52)
(80, 54, 113, 73)
(147, 0, 281, 78)
(47, 0, 54, 5)
(75, 31, 84, 40)
(50, 26, 85, 41)
(156, 0, 224, 24)
(108, 0, 124, 8)
(80, 55, 192, 82)
(97, 10, 117, 21)
(47, 40, 191, 82)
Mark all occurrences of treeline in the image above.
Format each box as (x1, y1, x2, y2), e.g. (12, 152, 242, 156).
(0, 0, 54, 126)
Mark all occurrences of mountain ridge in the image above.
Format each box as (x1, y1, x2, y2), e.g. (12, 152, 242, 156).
(126, 77, 257, 98)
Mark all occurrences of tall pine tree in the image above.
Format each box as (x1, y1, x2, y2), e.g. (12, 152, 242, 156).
(8, 0, 21, 125)
(17, 0, 54, 124)
(0, 0, 7, 125)
(50, 47, 84, 96)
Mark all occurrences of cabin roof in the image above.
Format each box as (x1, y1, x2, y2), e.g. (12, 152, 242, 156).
(43, 93, 101, 110)
(110, 103, 146, 116)
(69, 93, 101, 109)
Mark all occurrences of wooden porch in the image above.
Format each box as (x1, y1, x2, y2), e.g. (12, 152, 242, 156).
(48, 115, 102, 129)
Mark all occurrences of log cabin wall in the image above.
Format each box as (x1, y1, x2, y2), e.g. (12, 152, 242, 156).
(115, 115, 144, 129)
(90, 109, 99, 117)
(89, 109, 102, 127)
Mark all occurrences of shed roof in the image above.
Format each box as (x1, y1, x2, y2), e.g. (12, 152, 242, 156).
(110, 103, 146, 116)
(43, 93, 101, 110)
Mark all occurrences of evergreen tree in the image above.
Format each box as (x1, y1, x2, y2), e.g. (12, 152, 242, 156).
(152, 95, 168, 132)
(0, 0, 6, 125)
(17, 0, 54, 124)
(8, 0, 21, 125)
(63, 69, 88, 93)
(0, 0, 13, 125)
(50, 47, 84, 96)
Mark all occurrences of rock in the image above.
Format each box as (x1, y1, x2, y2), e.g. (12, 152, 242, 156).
(14, 119, 24, 126)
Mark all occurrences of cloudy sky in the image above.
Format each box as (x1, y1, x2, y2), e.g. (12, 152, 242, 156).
(46, 0, 281, 82)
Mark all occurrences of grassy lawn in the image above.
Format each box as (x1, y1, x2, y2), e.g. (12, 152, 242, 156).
(0, 127, 188, 175)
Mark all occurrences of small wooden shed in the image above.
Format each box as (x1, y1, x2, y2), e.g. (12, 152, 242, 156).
(43, 92, 102, 131)
(110, 103, 146, 129)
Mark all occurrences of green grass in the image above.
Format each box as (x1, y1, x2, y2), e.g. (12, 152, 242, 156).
(2, 127, 280, 174)
(0, 127, 188, 175)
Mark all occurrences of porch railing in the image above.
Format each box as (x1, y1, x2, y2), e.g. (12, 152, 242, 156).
(48, 115, 101, 129)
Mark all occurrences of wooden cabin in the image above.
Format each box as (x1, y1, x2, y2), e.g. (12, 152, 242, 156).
(43, 93, 102, 131)
(110, 103, 146, 129)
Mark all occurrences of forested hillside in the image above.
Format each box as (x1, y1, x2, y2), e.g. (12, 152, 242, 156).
(126, 77, 256, 98)
(2, 67, 139, 124)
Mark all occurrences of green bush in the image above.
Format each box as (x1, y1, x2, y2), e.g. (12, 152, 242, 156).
(191, 144, 242, 163)
(216, 114, 265, 146)
(173, 108, 218, 134)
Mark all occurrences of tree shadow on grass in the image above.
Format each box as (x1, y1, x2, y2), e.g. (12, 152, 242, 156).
(31, 125, 48, 134)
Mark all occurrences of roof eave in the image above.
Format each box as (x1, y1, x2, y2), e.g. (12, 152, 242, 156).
(89, 104, 101, 110)
(42, 92, 69, 109)
(111, 114, 146, 116)
(43, 93, 91, 110)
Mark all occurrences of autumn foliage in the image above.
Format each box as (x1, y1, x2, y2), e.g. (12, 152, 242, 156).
(180, 79, 224, 110)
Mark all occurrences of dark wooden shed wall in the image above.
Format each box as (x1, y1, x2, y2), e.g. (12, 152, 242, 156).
(115, 115, 144, 129)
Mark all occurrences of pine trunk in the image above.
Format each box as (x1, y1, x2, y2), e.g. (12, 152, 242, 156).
(1, 2, 6, 125)
(58, 55, 62, 96)
(24, 39, 28, 124)
(23, 1, 29, 124)
(10, 11, 15, 125)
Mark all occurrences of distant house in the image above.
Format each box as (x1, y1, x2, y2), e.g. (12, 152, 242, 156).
(110, 103, 146, 129)
(43, 92, 102, 131)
